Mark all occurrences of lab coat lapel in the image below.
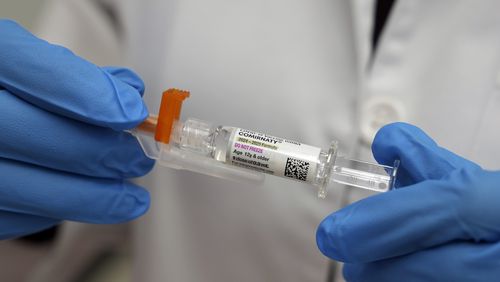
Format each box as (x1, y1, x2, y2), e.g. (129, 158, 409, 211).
(349, 0, 374, 81)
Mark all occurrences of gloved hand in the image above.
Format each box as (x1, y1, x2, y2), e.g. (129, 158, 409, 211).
(0, 20, 154, 239)
(316, 122, 500, 281)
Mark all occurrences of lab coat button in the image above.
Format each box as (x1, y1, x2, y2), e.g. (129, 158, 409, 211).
(360, 97, 405, 144)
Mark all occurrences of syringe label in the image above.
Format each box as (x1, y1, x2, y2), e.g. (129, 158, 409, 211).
(229, 128, 321, 183)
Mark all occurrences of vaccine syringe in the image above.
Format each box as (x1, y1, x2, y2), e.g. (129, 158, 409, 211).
(131, 89, 399, 199)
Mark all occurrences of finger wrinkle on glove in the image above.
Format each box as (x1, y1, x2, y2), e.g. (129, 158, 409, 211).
(100, 69, 148, 130)
(453, 169, 500, 242)
(102, 66, 145, 96)
(317, 203, 358, 262)
(96, 132, 155, 178)
(103, 180, 151, 223)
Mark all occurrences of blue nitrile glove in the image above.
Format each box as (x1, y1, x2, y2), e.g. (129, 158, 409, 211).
(316, 122, 500, 281)
(0, 20, 154, 239)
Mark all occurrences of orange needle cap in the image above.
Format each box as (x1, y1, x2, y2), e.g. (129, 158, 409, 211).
(155, 89, 190, 144)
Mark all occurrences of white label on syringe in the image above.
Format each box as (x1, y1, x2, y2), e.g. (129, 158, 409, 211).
(228, 128, 321, 183)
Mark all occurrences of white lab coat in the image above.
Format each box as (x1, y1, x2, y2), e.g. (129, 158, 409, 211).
(35, 0, 500, 281)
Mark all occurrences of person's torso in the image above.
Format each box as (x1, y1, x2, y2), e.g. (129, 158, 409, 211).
(116, 1, 500, 281)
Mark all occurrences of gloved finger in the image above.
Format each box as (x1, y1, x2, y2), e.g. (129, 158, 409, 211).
(343, 241, 500, 282)
(0, 211, 59, 240)
(0, 20, 147, 130)
(317, 169, 500, 263)
(0, 158, 150, 224)
(372, 123, 480, 186)
(0, 90, 154, 179)
(102, 66, 145, 96)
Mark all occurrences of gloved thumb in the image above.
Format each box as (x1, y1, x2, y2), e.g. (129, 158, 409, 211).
(371, 122, 479, 187)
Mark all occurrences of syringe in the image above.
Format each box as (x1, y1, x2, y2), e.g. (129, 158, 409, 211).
(131, 89, 399, 199)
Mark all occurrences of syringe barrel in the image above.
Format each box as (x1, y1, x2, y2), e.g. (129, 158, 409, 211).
(134, 117, 399, 198)
(330, 156, 398, 192)
(170, 118, 399, 198)
(173, 118, 324, 184)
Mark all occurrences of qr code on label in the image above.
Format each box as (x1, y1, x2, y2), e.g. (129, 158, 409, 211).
(284, 157, 310, 181)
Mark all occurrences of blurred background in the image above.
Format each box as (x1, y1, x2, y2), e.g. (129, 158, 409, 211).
(0, 0, 46, 29)
(1, 3, 132, 282)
